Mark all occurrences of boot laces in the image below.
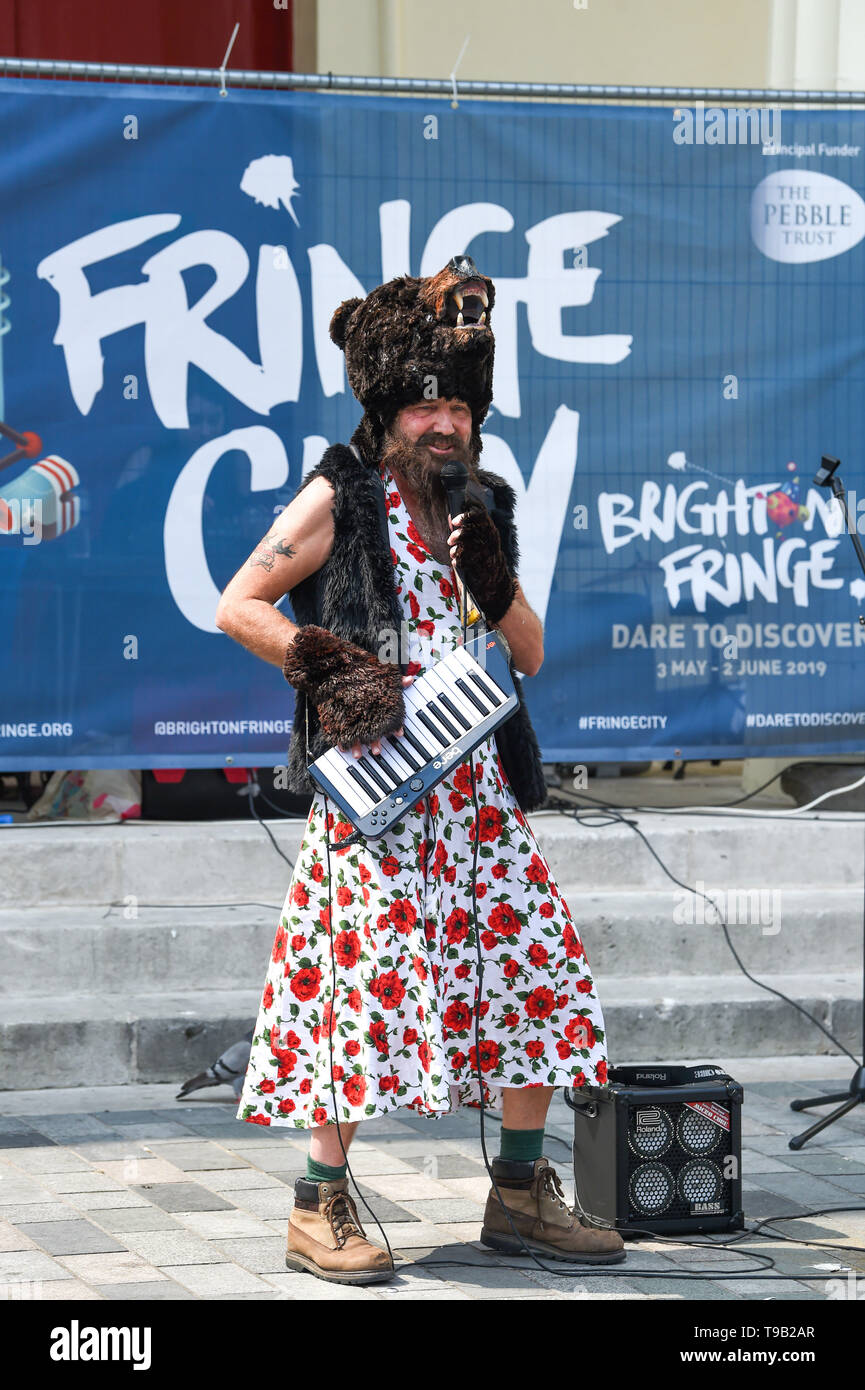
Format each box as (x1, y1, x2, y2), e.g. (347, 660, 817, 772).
(323, 1190, 365, 1249)
(539, 1165, 570, 1214)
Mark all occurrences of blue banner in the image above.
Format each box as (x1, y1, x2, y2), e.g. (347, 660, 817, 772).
(1, 78, 864, 770)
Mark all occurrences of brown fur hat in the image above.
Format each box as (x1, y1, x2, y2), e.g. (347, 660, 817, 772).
(329, 255, 495, 463)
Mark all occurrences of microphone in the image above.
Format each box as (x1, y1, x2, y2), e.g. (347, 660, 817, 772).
(440, 458, 468, 527)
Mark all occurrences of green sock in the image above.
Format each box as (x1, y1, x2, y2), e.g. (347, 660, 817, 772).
(306, 1155, 347, 1183)
(499, 1126, 545, 1164)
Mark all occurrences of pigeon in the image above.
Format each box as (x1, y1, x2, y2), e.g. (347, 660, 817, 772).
(176, 1029, 254, 1100)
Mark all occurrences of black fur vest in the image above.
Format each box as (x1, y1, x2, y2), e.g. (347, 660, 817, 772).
(282, 442, 548, 813)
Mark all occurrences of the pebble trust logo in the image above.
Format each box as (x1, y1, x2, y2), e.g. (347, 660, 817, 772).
(751, 169, 865, 263)
(50, 1320, 151, 1370)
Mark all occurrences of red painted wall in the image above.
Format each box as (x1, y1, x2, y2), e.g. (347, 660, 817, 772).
(0, 0, 293, 71)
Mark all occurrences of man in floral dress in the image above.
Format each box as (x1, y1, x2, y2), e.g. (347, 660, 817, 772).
(215, 256, 625, 1284)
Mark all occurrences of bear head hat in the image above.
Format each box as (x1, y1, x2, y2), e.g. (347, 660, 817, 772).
(328, 254, 496, 464)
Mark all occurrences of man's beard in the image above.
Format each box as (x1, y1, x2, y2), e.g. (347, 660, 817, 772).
(380, 426, 478, 545)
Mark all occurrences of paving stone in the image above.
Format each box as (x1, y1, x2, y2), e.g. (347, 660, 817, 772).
(131, 1182, 234, 1213)
(434, 1175, 492, 1204)
(262, 1271, 383, 1300)
(0, 1129, 62, 1150)
(625, 1275, 742, 1298)
(233, 1154, 306, 1174)
(0, 1250, 74, 1282)
(744, 1134, 814, 1157)
(108, 1123, 198, 1140)
(741, 1152, 799, 1175)
(401, 1154, 488, 1179)
(0, 1176, 53, 1204)
(714, 1278, 821, 1298)
(97, 1280, 195, 1300)
(214, 1291, 283, 1300)
(427, 1260, 548, 1297)
(68, 1142, 154, 1162)
(14, 1220, 126, 1256)
(400, 1199, 486, 1224)
(138, 1143, 250, 1172)
(224, 1188, 295, 1220)
(0, 1203, 78, 1224)
(104, 1111, 182, 1127)
(191, 1168, 284, 1192)
(58, 1252, 168, 1284)
(816, 1174, 865, 1194)
(171, 1210, 274, 1241)
(326, 1150, 417, 1177)
(198, 1141, 307, 1162)
(0, 1117, 50, 1135)
(434, 1221, 491, 1245)
(780, 1153, 865, 1176)
(380, 1220, 455, 1249)
(362, 1173, 458, 1202)
(91, 1159, 189, 1185)
(753, 1172, 859, 1206)
(372, 1283, 473, 1300)
(89, 1208, 183, 1233)
(353, 1137, 443, 1159)
(148, 1107, 234, 1123)
(34, 1172, 126, 1195)
(208, 1237, 288, 1273)
(210, 1127, 290, 1145)
(0, 1219, 39, 1252)
(118, 1229, 226, 1266)
(7, 1147, 94, 1175)
(157, 1262, 273, 1296)
(26, 1116, 117, 1143)
(742, 1188, 803, 1219)
(344, 1184, 422, 1224)
(4, 1076, 862, 1300)
(62, 1191, 152, 1211)
(833, 1146, 865, 1163)
(25, 1279, 105, 1300)
(741, 1117, 784, 1136)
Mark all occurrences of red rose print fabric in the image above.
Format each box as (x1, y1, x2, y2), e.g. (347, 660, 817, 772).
(237, 462, 608, 1129)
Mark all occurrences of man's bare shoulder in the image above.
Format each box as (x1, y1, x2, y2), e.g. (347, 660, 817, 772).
(292, 472, 336, 520)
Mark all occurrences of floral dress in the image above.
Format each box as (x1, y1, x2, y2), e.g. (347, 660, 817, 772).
(237, 460, 608, 1129)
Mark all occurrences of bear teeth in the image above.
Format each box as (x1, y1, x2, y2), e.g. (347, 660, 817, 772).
(453, 286, 489, 311)
(457, 311, 465, 326)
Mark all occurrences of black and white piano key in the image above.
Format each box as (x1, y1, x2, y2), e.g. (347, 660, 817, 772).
(411, 671, 468, 739)
(404, 687, 455, 749)
(318, 749, 378, 813)
(401, 685, 449, 752)
(453, 646, 508, 706)
(423, 665, 476, 731)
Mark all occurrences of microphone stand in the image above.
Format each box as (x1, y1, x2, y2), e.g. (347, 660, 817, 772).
(788, 455, 865, 1148)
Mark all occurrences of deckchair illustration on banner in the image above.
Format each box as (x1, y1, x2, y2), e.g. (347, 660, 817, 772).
(0, 253, 80, 542)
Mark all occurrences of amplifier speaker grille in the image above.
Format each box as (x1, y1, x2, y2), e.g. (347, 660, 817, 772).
(566, 1063, 745, 1235)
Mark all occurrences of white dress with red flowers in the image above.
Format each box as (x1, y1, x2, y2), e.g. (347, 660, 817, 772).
(236, 460, 608, 1129)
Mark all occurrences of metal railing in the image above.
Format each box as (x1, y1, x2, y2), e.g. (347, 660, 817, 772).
(1, 55, 865, 105)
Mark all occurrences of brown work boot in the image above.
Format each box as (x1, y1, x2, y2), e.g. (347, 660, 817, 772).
(285, 1177, 395, 1285)
(480, 1157, 626, 1264)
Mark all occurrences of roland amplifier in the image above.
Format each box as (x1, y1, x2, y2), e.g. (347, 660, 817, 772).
(564, 1063, 744, 1236)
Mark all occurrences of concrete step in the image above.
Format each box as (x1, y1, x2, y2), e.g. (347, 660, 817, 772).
(0, 990, 261, 1090)
(0, 905, 278, 996)
(3, 811, 862, 910)
(0, 886, 860, 998)
(0, 974, 859, 1090)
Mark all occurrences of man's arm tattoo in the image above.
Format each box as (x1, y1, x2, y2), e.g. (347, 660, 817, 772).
(248, 530, 297, 572)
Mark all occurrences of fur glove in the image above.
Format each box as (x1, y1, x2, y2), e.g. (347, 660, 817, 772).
(282, 625, 405, 748)
(450, 501, 518, 626)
